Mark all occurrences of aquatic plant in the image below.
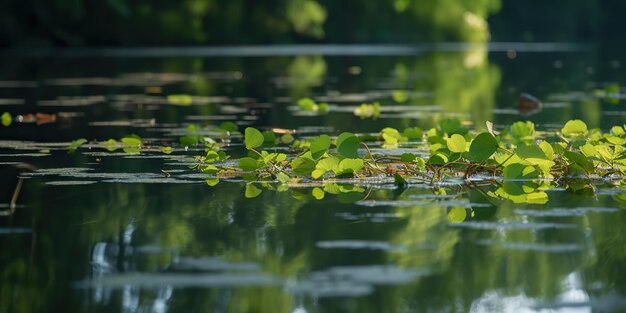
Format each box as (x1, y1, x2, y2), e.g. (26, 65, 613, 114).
(181, 119, 626, 198)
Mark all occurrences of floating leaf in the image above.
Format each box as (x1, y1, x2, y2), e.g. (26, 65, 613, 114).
(429, 152, 449, 165)
(219, 121, 238, 132)
(161, 146, 174, 154)
(446, 134, 466, 153)
(244, 127, 264, 149)
(318, 103, 330, 113)
(393, 173, 407, 188)
(561, 120, 588, 137)
(312, 187, 325, 200)
(276, 172, 290, 184)
(205, 178, 219, 186)
(336, 132, 359, 158)
(448, 207, 467, 223)
(392, 90, 409, 103)
(202, 165, 219, 174)
(238, 157, 260, 171)
(338, 158, 364, 174)
(310, 135, 331, 160)
(167, 94, 193, 106)
(403, 127, 423, 140)
(291, 156, 316, 175)
(439, 118, 467, 135)
(354, 102, 380, 119)
(245, 184, 262, 198)
(510, 121, 535, 141)
(121, 136, 142, 146)
(467, 132, 498, 162)
(262, 131, 277, 146)
(281, 134, 294, 144)
(1, 112, 11, 127)
(401, 153, 417, 162)
(68, 138, 87, 153)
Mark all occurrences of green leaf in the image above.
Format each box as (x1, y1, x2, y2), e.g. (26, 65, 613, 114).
(606, 136, 626, 145)
(68, 138, 87, 153)
(245, 183, 262, 198)
(338, 158, 364, 174)
(262, 131, 277, 146)
(609, 126, 625, 138)
(205, 178, 220, 186)
(291, 156, 316, 175)
(564, 151, 593, 172)
(311, 169, 325, 179)
(336, 132, 359, 158)
(401, 153, 417, 162)
(403, 127, 423, 140)
(448, 207, 467, 223)
(503, 163, 539, 179)
(238, 157, 260, 171)
(510, 121, 535, 141)
(310, 135, 331, 160)
(439, 118, 467, 135)
(202, 165, 219, 174)
(561, 120, 588, 137)
(312, 187, 325, 200)
(244, 127, 264, 149)
(281, 134, 294, 144)
(467, 132, 498, 162)
(393, 173, 407, 188)
(219, 121, 238, 132)
(538, 141, 554, 159)
(392, 90, 409, 103)
(316, 157, 340, 173)
(318, 103, 330, 113)
(121, 136, 142, 146)
(1, 112, 11, 127)
(276, 172, 290, 184)
(167, 94, 193, 106)
(161, 146, 174, 154)
(446, 134, 466, 153)
(298, 98, 317, 111)
(516, 143, 548, 160)
(429, 152, 449, 165)
(179, 135, 198, 146)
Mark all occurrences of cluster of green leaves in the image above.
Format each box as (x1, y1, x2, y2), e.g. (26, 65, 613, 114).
(297, 98, 329, 113)
(353, 102, 381, 119)
(192, 118, 626, 203)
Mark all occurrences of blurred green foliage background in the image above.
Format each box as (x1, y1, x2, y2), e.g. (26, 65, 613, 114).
(1, 0, 624, 47)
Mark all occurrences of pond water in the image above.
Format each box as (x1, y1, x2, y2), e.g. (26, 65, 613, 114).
(2, 44, 626, 313)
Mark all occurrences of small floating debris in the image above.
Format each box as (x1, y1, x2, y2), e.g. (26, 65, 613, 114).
(518, 92, 542, 116)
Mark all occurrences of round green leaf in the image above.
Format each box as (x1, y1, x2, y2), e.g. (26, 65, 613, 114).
(446, 134, 466, 153)
(291, 156, 316, 175)
(312, 187, 325, 200)
(336, 132, 359, 158)
(467, 132, 498, 162)
(245, 184, 262, 198)
(310, 135, 331, 160)
(121, 137, 142, 146)
(238, 157, 260, 171)
(338, 158, 364, 174)
(1, 112, 12, 127)
(244, 127, 264, 149)
(561, 120, 588, 137)
(448, 207, 467, 223)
